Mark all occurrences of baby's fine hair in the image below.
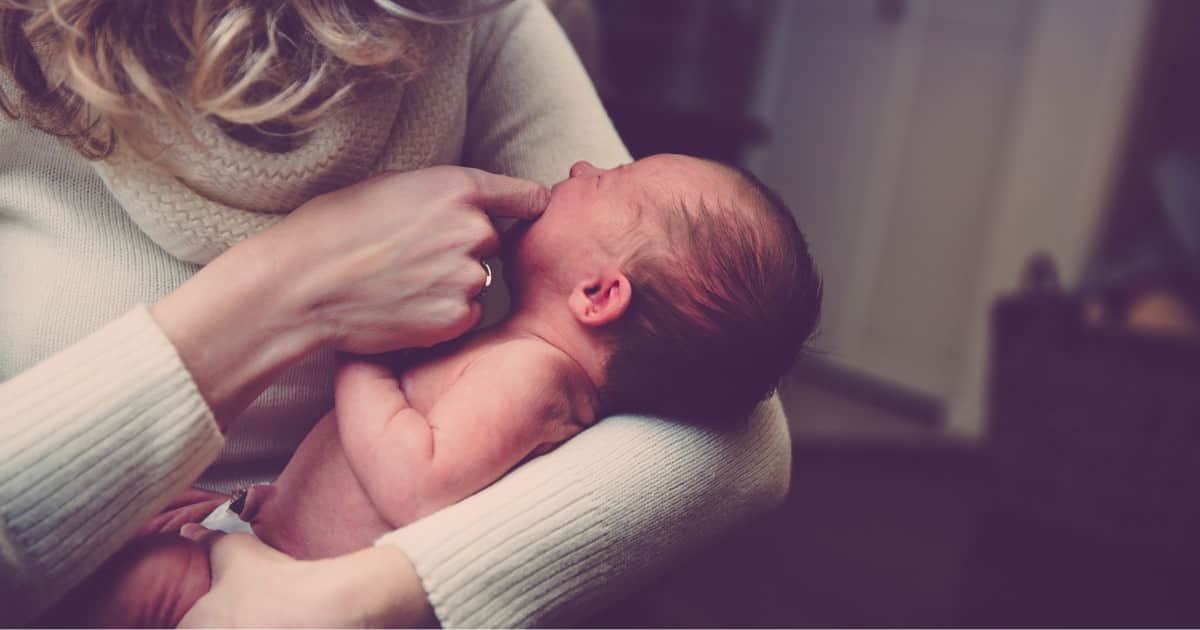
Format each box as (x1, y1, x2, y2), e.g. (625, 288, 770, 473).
(599, 162, 822, 427)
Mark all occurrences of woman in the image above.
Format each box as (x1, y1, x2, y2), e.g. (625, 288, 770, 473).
(0, 0, 792, 626)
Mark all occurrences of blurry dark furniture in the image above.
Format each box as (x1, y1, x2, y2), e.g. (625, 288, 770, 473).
(959, 271, 1200, 626)
(591, 0, 772, 165)
(1094, 0, 1200, 316)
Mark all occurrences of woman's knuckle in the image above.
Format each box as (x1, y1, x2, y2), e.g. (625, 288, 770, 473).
(463, 276, 485, 297)
(467, 261, 486, 285)
(435, 168, 478, 196)
(454, 210, 484, 233)
(458, 168, 486, 193)
(452, 300, 474, 323)
(448, 217, 490, 251)
(475, 218, 498, 242)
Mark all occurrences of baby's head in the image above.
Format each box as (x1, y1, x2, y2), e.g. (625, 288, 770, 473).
(504, 154, 822, 426)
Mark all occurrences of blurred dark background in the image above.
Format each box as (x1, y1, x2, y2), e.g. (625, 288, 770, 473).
(546, 0, 1200, 626)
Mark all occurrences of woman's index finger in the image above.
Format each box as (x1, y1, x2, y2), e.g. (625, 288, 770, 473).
(464, 170, 551, 220)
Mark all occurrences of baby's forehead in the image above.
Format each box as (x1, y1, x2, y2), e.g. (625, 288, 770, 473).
(627, 155, 748, 218)
(631, 154, 730, 188)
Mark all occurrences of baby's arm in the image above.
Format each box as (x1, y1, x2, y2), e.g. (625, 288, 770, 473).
(334, 342, 578, 527)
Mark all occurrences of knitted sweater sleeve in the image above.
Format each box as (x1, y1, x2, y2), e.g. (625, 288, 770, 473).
(0, 306, 224, 624)
(376, 2, 794, 627)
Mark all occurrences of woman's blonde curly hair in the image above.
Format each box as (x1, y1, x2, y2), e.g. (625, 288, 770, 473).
(0, 0, 498, 159)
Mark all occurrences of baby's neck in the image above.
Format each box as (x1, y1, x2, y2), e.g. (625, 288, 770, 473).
(491, 308, 607, 391)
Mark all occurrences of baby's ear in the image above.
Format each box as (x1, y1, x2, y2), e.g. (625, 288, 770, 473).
(568, 269, 631, 327)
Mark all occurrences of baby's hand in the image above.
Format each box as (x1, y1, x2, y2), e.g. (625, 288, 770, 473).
(334, 354, 412, 429)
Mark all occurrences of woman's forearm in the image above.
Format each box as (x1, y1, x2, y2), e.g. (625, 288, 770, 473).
(0, 306, 226, 624)
(151, 235, 325, 428)
(340, 545, 438, 628)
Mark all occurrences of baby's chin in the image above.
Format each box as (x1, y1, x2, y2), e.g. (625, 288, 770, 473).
(499, 221, 531, 262)
(496, 222, 529, 288)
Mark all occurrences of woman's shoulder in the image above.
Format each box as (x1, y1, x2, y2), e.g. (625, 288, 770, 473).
(466, 0, 560, 65)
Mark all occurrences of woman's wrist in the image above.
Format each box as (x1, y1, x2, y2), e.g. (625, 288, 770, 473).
(150, 235, 328, 428)
(178, 533, 436, 628)
(329, 545, 437, 628)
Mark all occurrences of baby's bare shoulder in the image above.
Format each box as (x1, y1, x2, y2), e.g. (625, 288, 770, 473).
(475, 338, 574, 382)
(457, 337, 594, 427)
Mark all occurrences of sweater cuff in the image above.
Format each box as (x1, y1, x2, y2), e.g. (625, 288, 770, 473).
(0, 304, 224, 622)
(375, 445, 617, 628)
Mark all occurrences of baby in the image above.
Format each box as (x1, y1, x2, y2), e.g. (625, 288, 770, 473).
(46, 154, 821, 626)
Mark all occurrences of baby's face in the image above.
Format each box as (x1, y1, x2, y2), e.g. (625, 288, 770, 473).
(503, 154, 722, 293)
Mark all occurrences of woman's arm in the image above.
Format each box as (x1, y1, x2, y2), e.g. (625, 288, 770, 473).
(0, 229, 309, 623)
(0, 161, 546, 625)
(0, 305, 225, 625)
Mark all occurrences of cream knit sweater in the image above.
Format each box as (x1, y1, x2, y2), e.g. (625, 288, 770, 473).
(0, 1, 792, 626)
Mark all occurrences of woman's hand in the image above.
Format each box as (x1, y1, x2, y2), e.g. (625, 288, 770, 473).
(152, 166, 548, 426)
(266, 167, 547, 353)
(178, 528, 436, 628)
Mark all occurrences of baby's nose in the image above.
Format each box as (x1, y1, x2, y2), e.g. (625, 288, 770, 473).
(569, 160, 600, 178)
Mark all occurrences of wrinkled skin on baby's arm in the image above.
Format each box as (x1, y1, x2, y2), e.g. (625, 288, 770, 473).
(333, 339, 590, 527)
(253, 337, 594, 560)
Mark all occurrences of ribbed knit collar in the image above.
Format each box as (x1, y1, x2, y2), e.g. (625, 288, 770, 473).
(89, 27, 468, 264)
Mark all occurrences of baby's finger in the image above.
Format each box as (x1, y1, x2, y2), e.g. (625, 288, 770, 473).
(334, 353, 393, 383)
(180, 523, 223, 546)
